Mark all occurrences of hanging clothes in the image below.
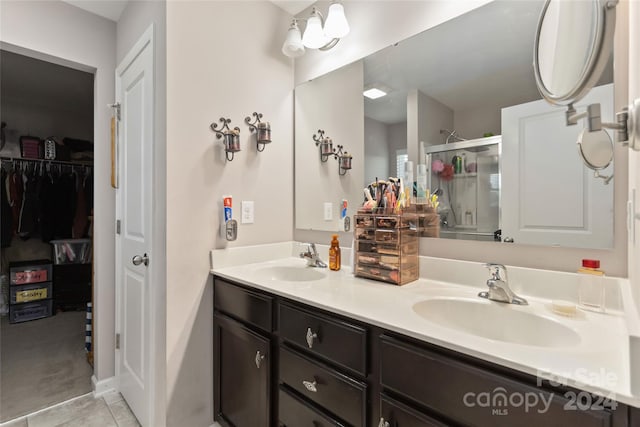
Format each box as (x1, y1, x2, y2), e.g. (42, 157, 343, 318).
(72, 172, 88, 238)
(17, 167, 39, 239)
(52, 171, 76, 239)
(6, 169, 22, 236)
(39, 170, 56, 243)
(1, 169, 13, 247)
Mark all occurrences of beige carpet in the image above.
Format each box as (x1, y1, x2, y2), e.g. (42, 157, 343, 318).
(0, 311, 93, 422)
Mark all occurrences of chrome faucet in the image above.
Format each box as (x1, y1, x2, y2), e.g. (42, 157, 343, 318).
(299, 243, 327, 268)
(478, 263, 528, 305)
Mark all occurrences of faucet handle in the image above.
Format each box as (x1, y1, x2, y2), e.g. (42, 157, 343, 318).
(484, 263, 507, 280)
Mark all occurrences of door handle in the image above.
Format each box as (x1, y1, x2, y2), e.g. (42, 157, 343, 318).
(132, 253, 149, 266)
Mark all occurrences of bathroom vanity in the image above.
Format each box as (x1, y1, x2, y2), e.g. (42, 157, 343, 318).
(211, 250, 640, 427)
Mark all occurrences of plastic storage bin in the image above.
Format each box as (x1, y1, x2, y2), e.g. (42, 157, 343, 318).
(51, 239, 92, 264)
(10, 282, 52, 304)
(9, 260, 52, 285)
(9, 300, 53, 323)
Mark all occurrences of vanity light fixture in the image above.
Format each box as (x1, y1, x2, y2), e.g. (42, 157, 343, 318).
(245, 112, 271, 152)
(210, 117, 241, 162)
(281, 2, 350, 58)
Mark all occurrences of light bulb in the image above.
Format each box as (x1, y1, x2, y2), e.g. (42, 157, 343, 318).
(324, 2, 350, 39)
(282, 20, 305, 58)
(302, 9, 330, 49)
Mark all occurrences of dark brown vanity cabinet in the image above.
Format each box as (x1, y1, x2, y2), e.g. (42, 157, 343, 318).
(214, 279, 275, 427)
(213, 276, 632, 427)
(278, 303, 369, 426)
(379, 334, 628, 427)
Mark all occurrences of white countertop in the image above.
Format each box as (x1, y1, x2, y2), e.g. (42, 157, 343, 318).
(210, 243, 639, 408)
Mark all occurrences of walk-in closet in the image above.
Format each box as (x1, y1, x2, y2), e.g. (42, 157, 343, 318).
(0, 49, 95, 421)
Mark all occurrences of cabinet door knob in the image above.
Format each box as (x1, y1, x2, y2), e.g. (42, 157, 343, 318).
(255, 350, 266, 369)
(378, 418, 390, 427)
(306, 327, 318, 348)
(302, 379, 318, 393)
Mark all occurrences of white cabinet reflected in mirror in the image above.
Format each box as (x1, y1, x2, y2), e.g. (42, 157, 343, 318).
(294, 0, 616, 249)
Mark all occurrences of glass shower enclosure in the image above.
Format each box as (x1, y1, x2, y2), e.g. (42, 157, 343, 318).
(423, 135, 501, 241)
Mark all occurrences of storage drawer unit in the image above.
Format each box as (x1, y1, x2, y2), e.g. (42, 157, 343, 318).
(9, 300, 53, 323)
(278, 386, 346, 427)
(10, 282, 52, 304)
(214, 278, 273, 332)
(354, 212, 419, 285)
(279, 347, 367, 426)
(380, 334, 615, 427)
(9, 260, 52, 285)
(279, 303, 367, 376)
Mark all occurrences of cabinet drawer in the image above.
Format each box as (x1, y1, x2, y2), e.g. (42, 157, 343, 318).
(280, 347, 366, 426)
(279, 303, 367, 375)
(380, 394, 447, 427)
(278, 386, 346, 427)
(380, 335, 613, 427)
(214, 278, 273, 332)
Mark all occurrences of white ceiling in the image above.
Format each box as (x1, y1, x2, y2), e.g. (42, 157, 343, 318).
(269, 0, 315, 16)
(62, 0, 312, 22)
(61, 0, 129, 22)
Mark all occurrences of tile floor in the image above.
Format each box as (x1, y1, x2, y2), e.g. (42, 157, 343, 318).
(1, 391, 140, 427)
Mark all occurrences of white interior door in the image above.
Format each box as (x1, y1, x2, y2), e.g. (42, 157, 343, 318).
(501, 84, 614, 248)
(115, 29, 154, 427)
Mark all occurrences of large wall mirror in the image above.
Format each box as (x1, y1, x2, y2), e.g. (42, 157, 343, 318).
(294, 0, 616, 249)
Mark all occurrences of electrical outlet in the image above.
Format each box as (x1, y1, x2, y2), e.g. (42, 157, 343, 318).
(241, 201, 254, 224)
(324, 202, 333, 221)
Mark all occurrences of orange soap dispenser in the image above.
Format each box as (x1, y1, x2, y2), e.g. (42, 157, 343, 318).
(329, 234, 341, 271)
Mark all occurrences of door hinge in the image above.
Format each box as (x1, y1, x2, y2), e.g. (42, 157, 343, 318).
(116, 333, 120, 350)
(116, 219, 121, 235)
(109, 102, 121, 121)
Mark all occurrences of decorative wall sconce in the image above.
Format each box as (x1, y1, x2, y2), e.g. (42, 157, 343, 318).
(281, 1, 350, 58)
(245, 112, 271, 152)
(313, 129, 333, 162)
(335, 145, 352, 175)
(210, 118, 241, 161)
(312, 129, 353, 175)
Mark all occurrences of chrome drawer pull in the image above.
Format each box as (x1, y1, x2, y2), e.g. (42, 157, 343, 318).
(378, 418, 390, 427)
(302, 379, 318, 393)
(306, 327, 318, 348)
(255, 350, 265, 369)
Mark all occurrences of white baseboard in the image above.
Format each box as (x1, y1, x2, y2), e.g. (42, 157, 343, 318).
(92, 375, 117, 397)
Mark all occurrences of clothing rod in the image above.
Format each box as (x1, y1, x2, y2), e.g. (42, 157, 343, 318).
(0, 156, 93, 167)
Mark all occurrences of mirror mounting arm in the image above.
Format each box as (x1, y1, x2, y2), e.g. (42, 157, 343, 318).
(566, 103, 629, 142)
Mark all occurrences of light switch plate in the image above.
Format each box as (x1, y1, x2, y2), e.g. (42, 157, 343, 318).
(324, 202, 333, 221)
(241, 201, 254, 224)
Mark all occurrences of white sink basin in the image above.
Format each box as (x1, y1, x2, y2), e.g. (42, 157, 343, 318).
(412, 298, 581, 348)
(255, 265, 327, 282)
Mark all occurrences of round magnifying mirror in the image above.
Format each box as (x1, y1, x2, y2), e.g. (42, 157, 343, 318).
(534, 0, 616, 106)
(577, 129, 613, 171)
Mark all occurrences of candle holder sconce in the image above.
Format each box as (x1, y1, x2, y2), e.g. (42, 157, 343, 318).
(335, 145, 352, 175)
(245, 112, 272, 152)
(313, 129, 334, 162)
(210, 117, 241, 161)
